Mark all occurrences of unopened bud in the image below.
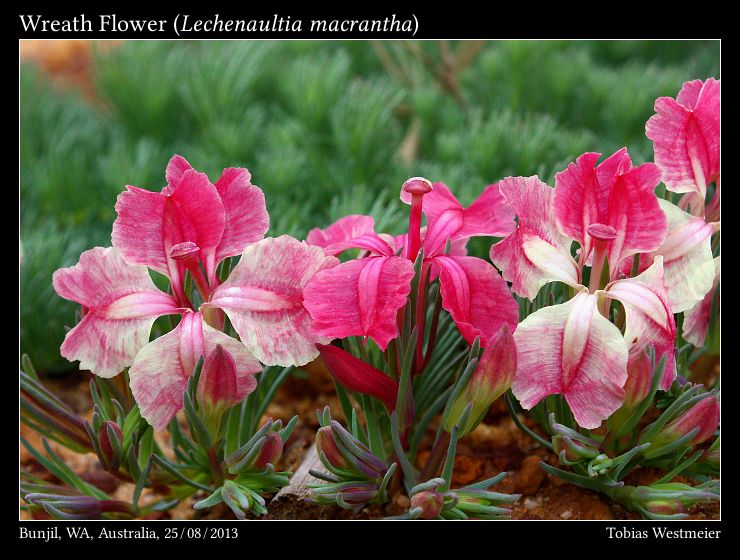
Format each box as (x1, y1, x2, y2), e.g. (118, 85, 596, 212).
(648, 394, 719, 456)
(623, 351, 652, 408)
(197, 345, 240, 411)
(98, 421, 123, 470)
(252, 432, 283, 470)
(410, 490, 444, 519)
(315, 425, 350, 470)
(444, 326, 516, 435)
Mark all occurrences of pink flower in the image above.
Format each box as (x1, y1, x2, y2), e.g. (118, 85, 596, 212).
(53, 247, 262, 430)
(646, 79, 720, 199)
(490, 159, 677, 428)
(112, 155, 269, 306)
(512, 289, 628, 429)
(55, 157, 339, 430)
(553, 148, 666, 276)
(304, 178, 519, 350)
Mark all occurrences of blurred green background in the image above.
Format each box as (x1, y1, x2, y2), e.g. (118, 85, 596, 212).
(20, 40, 720, 373)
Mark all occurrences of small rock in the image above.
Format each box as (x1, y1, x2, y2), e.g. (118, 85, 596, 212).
(560, 510, 573, 519)
(523, 497, 541, 510)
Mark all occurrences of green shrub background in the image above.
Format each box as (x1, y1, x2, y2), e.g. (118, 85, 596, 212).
(20, 40, 720, 373)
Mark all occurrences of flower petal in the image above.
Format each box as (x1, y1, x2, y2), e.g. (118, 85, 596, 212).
(604, 257, 677, 390)
(490, 176, 579, 299)
(129, 312, 261, 431)
(317, 344, 398, 410)
(512, 290, 628, 429)
(554, 149, 666, 273)
(52, 247, 179, 378)
(213, 167, 270, 267)
(647, 199, 714, 312)
(460, 182, 516, 238)
(113, 169, 226, 286)
(165, 154, 193, 187)
(401, 182, 515, 253)
(306, 215, 377, 256)
(210, 236, 338, 366)
(646, 78, 720, 196)
(434, 255, 519, 347)
(111, 186, 168, 275)
(683, 256, 720, 347)
(303, 256, 415, 350)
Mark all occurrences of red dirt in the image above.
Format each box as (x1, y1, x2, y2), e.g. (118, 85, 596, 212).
(21, 362, 718, 520)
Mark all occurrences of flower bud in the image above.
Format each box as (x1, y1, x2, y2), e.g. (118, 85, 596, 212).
(629, 482, 717, 518)
(623, 351, 652, 408)
(98, 421, 123, 471)
(644, 499, 685, 516)
(410, 490, 444, 519)
(316, 422, 389, 480)
(444, 326, 516, 435)
(315, 426, 350, 470)
(552, 434, 600, 463)
(337, 484, 380, 506)
(252, 432, 283, 470)
(648, 394, 719, 455)
(197, 345, 240, 411)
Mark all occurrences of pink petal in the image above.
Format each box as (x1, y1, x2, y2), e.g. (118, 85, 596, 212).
(317, 344, 398, 411)
(303, 256, 415, 350)
(392, 229, 468, 262)
(165, 154, 193, 187)
(490, 176, 579, 300)
(306, 215, 376, 256)
(421, 208, 465, 257)
(645, 199, 715, 312)
(111, 186, 169, 275)
(683, 257, 720, 347)
(512, 290, 628, 429)
(604, 257, 677, 390)
(113, 170, 226, 287)
(52, 247, 179, 378)
(213, 167, 270, 267)
(646, 79, 720, 196)
(210, 236, 339, 366)
(401, 182, 515, 255)
(162, 169, 227, 286)
(554, 149, 666, 273)
(129, 311, 261, 431)
(434, 255, 519, 347)
(460, 182, 516, 238)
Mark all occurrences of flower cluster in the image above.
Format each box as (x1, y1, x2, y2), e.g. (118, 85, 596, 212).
(53, 156, 337, 430)
(32, 77, 719, 521)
